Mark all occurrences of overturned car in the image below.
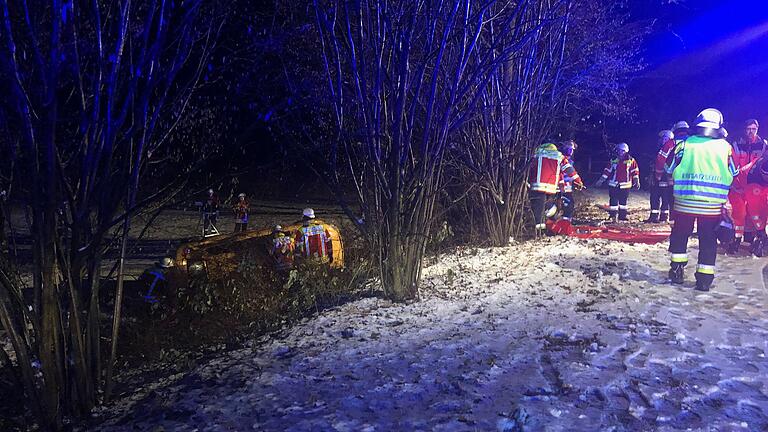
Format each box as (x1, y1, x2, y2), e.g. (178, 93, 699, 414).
(175, 221, 344, 281)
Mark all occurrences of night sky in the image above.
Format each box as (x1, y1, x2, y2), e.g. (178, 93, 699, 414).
(622, 0, 768, 162)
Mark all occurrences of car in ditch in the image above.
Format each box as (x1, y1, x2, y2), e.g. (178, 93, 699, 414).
(175, 220, 344, 281)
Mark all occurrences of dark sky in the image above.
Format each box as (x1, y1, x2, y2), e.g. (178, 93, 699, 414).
(602, 0, 768, 164)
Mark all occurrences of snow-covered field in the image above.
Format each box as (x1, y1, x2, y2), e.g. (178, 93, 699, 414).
(89, 229, 768, 431)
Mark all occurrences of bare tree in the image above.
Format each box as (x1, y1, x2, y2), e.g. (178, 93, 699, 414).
(449, 0, 647, 245)
(313, 1, 548, 300)
(0, 0, 221, 428)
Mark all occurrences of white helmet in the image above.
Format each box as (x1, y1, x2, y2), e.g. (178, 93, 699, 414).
(695, 108, 723, 129)
(616, 142, 630, 153)
(672, 121, 690, 131)
(302, 208, 315, 219)
(238, 193, 245, 198)
(208, 189, 214, 195)
(658, 130, 674, 140)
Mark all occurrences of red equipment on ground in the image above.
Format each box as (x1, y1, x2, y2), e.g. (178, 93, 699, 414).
(546, 219, 671, 244)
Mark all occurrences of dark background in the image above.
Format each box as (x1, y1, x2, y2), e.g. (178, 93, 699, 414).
(572, 0, 768, 178)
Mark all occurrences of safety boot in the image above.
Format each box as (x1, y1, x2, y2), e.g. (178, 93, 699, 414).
(618, 209, 629, 221)
(751, 233, 767, 257)
(694, 272, 713, 292)
(744, 231, 755, 244)
(644, 212, 659, 223)
(668, 262, 685, 285)
(659, 211, 669, 223)
(607, 213, 618, 224)
(726, 237, 742, 254)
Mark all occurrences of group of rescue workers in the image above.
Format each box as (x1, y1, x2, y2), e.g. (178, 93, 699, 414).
(200, 187, 334, 271)
(529, 108, 765, 292)
(268, 208, 335, 272)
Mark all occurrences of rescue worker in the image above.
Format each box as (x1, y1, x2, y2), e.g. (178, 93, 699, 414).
(233, 192, 250, 233)
(528, 142, 577, 234)
(269, 225, 295, 271)
(731, 119, 766, 169)
(294, 208, 333, 262)
(202, 188, 220, 234)
(727, 157, 768, 256)
(665, 108, 737, 291)
(139, 257, 174, 304)
(647, 129, 674, 222)
(558, 140, 585, 224)
(729, 119, 766, 245)
(595, 143, 640, 222)
(649, 121, 690, 223)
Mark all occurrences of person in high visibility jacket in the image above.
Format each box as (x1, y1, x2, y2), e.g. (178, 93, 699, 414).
(294, 208, 333, 262)
(558, 140, 585, 223)
(726, 157, 768, 256)
(665, 108, 738, 291)
(595, 143, 640, 222)
(528, 142, 576, 233)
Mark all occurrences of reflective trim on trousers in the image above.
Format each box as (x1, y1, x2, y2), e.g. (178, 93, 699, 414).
(609, 206, 619, 211)
(671, 253, 688, 263)
(619, 205, 628, 210)
(696, 264, 715, 275)
(650, 210, 660, 214)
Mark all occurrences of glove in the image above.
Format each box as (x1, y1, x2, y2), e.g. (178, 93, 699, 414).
(716, 220, 736, 245)
(574, 182, 586, 191)
(632, 179, 641, 190)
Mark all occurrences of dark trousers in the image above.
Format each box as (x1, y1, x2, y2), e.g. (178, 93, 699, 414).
(609, 187, 630, 219)
(562, 192, 575, 220)
(234, 222, 248, 233)
(650, 185, 673, 214)
(669, 213, 719, 275)
(529, 191, 548, 228)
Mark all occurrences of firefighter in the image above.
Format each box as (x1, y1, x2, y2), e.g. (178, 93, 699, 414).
(202, 189, 220, 234)
(528, 142, 576, 234)
(595, 143, 640, 222)
(649, 121, 690, 223)
(666, 108, 737, 291)
(294, 208, 333, 262)
(729, 119, 767, 244)
(233, 192, 250, 233)
(647, 129, 674, 223)
(269, 225, 295, 271)
(727, 157, 768, 256)
(731, 119, 766, 169)
(558, 140, 585, 224)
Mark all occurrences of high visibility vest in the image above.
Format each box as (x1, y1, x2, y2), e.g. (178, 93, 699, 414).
(297, 221, 331, 260)
(529, 144, 568, 194)
(673, 136, 735, 216)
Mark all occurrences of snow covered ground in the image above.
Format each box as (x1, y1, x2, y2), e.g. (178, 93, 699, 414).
(89, 227, 768, 431)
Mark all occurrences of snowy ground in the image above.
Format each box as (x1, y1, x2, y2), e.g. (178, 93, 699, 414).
(86, 191, 768, 431)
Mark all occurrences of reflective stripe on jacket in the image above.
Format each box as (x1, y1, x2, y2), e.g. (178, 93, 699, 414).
(601, 157, 639, 189)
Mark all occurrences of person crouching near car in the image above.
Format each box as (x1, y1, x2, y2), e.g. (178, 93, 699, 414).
(294, 208, 333, 263)
(594, 143, 640, 223)
(269, 225, 295, 271)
